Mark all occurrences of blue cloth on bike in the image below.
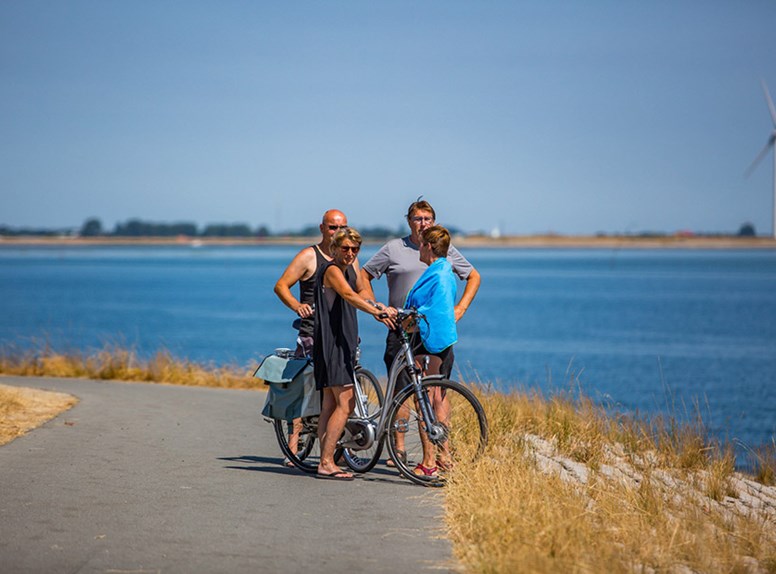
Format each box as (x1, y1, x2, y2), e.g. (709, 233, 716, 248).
(404, 258, 457, 354)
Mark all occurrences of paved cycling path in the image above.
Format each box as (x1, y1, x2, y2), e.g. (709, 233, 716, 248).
(0, 376, 456, 574)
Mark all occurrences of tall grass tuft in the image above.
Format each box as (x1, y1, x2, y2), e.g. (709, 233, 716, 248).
(749, 440, 776, 487)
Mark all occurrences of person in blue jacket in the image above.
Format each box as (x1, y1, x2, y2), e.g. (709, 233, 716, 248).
(403, 225, 457, 477)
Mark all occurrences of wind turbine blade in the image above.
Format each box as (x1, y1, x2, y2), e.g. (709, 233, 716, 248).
(762, 78, 776, 128)
(744, 134, 776, 178)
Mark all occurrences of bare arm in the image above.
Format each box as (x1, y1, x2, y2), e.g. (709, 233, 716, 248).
(273, 247, 316, 318)
(454, 268, 481, 322)
(358, 268, 377, 302)
(357, 268, 396, 320)
(326, 266, 395, 328)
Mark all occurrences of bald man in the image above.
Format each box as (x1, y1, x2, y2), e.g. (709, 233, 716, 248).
(274, 209, 353, 358)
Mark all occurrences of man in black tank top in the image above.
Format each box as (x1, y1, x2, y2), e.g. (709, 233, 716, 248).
(294, 244, 329, 348)
(273, 210, 352, 464)
(275, 209, 359, 356)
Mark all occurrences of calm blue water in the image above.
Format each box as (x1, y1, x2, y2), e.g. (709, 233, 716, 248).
(2, 244, 775, 457)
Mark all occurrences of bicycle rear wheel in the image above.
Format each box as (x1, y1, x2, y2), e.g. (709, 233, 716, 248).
(341, 368, 385, 473)
(386, 379, 488, 487)
(273, 416, 321, 473)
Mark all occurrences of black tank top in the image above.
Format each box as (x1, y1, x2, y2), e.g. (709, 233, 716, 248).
(297, 244, 328, 337)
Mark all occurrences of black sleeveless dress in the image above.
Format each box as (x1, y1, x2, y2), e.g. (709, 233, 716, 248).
(297, 245, 329, 339)
(313, 261, 358, 390)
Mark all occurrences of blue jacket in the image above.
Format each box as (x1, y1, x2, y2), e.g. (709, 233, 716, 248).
(404, 258, 457, 353)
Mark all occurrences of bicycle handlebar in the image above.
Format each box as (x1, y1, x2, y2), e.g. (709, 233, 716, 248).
(392, 307, 427, 334)
(291, 305, 421, 329)
(394, 307, 423, 319)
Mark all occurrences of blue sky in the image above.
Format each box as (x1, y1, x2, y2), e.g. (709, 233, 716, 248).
(2, 1, 775, 235)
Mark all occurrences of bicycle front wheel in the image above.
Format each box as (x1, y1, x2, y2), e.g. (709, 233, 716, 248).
(386, 379, 488, 487)
(341, 368, 385, 473)
(273, 416, 321, 473)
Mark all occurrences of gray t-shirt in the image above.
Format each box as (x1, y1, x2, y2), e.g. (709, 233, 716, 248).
(363, 235, 474, 308)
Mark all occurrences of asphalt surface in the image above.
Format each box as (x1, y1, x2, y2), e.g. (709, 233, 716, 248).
(0, 376, 456, 573)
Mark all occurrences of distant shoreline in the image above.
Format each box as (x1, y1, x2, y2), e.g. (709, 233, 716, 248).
(1, 235, 774, 250)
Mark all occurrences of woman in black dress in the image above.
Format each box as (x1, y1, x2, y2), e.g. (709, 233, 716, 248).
(313, 228, 395, 480)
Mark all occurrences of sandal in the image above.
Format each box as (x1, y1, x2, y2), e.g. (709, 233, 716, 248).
(435, 457, 453, 472)
(386, 449, 407, 468)
(413, 463, 438, 477)
(316, 470, 355, 481)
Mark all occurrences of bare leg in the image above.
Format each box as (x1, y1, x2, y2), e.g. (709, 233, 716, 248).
(287, 418, 302, 457)
(392, 398, 410, 457)
(290, 338, 311, 459)
(318, 386, 355, 477)
(431, 386, 451, 469)
(317, 390, 335, 449)
(414, 355, 444, 473)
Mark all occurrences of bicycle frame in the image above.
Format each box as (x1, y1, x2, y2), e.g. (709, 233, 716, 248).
(341, 308, 445, 452)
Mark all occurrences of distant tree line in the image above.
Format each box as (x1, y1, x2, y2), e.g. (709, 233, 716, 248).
(0, 218, 757, 239)
(78, 218, 271, 238)
(0, 218, 403, 239)
(593, 222, 758, 239)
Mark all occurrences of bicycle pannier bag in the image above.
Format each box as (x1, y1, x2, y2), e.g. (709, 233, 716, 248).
(255, 354, 320, 421)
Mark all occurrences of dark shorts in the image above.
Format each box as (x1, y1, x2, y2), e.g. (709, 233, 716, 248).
(414, 342, 452, 364)
(294, 335, 314, 359)
(383, 330, 454, 396)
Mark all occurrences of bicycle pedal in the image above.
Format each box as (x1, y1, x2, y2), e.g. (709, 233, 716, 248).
(393, 418, 410, 433)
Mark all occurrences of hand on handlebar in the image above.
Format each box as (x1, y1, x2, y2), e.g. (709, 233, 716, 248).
(367, 300, 397, 329)
(374, 308, 395, 329)
(377, 313, 396, 329)
(373, 305, 396, 330)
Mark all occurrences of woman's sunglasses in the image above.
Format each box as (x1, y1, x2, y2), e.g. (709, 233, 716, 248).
(338, 245, 360, 253)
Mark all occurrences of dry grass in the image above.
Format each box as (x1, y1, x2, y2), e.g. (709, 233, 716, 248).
(0, 343, 256, 389)
(0, 383, 78, 445)
(445, 388, 776, 574)
(748, 442, 776, 487)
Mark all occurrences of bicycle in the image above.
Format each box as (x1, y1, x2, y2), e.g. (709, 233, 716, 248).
(274, 308, 488, 487)
(270, 345, 384, 473)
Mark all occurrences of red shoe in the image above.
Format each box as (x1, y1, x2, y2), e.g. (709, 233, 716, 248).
(413, 463, 438, 477)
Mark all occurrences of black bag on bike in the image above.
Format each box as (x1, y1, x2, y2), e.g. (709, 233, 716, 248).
(255, 351, 320, 421)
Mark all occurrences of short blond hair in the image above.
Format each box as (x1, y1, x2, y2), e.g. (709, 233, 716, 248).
(330, 227, 362, 255)
(421, 225, 450, 258)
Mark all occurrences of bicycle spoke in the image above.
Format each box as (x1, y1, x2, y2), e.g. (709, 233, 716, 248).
(274, 417, 321, 473)
(342, 369, 384, 473)
(386, 379, 487, 486)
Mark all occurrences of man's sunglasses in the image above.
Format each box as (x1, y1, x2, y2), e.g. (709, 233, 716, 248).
(327, 225, 349, 230)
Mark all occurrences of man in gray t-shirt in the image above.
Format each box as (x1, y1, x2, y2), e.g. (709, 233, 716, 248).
(364, 236, 473, 308)
(361, 199, 481, 380)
